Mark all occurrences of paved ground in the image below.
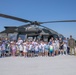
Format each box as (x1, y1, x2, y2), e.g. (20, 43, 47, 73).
(0, 55, 76, 75)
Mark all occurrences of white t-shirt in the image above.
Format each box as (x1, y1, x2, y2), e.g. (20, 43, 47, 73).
(19, 45, 23, 51)
(35, 45, 39, 51)
(52, 42, 56, 50)
(17, 40, 23, 45)
(23, 46, 27, 52)
(41, 44, 45, 51)
(39, 44, 42, 49)
(29, 44, 32, 50)
(63, 44, 67, 51)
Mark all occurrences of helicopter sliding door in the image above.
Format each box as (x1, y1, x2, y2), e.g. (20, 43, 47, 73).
(8, 33, 18, 41)
(18, 34, 26, 41)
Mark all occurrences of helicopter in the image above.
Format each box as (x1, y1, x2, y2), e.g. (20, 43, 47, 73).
(0, 13, 76, 41)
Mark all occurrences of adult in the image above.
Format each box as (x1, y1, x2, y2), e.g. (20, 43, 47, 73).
(59, 38, 64, 55)
(55, 38, 59, 55)
(67, 38, 70, 54)
(68, 35, 75, 55)
(49, 37, 54, 45)
(17, 37, 23, 45)
(63, 37, 68, 55)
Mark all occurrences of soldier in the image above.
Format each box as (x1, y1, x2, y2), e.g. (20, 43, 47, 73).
(68, 35, 75, 55)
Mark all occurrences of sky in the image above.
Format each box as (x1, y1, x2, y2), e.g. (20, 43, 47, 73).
(0, 0, 76, 39)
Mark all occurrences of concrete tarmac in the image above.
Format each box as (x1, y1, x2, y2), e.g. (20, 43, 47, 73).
(0, 55, 76, 75)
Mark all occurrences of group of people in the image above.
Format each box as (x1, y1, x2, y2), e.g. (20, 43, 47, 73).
(0, 35, 76, 58)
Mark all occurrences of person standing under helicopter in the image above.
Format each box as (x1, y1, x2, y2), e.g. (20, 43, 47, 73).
(68, 35, 75, 55)
(59, 38, 64, 55)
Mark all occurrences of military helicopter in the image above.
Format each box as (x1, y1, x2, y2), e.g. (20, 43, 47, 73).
(0, 13, 76, 41)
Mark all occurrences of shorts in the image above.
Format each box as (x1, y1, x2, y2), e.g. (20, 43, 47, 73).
(28, 50, 32, 53)
(31, 51, 35, 53)
(35, 51, 39, 54)
(39, 49, 42, 52)
(60, 45, 63, 50)
(2, 50, 6, 54)
(55, 46, 59, 50)
(45, 50, 48, 52)
(12, 49, 16, 53)
(23, 50, 27, 53)
(49, 49, 54, 53)
(20, 51, 23, 53)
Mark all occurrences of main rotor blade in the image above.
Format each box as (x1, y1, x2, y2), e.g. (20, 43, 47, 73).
(0, 13, 31, 23)
(40, 20, 76, 24)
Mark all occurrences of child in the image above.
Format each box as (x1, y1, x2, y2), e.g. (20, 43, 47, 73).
(35, 43, 39, 56)
(31, 44, 35, 57)
(6, 42, 11, 56)
(55, 38, 59, 55)
(38, 43, 42, 56)
(44, 42, 49, 56)
(59, 38, 64, 55)
(49, 44, 54, 56)
(28, 42, 32, 57)
(2, 41, 6, 57)
(16, 44, 20, 56)
(63, 42, 67, 55)
(19, 43, 23, 56)
(23, 43, 27, 57)
(11, 41, 17, 56)
(41, 42, 45, 56)
(0, 42, 2, 57)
